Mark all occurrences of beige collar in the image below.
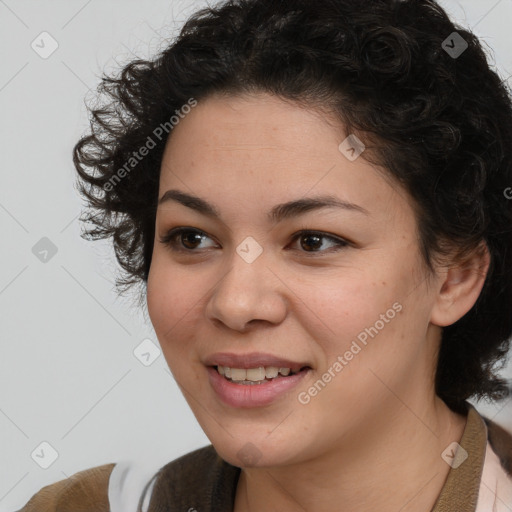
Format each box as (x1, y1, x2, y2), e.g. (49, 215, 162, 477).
(432, 403, 487, 511)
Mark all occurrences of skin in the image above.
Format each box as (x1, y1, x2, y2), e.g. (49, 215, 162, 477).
(146, 92, 490, 512)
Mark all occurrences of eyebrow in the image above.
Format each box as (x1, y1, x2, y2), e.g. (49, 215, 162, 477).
(158, 189, 370, 223)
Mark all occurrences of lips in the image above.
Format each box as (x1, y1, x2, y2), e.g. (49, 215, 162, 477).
(207, 365, 311, 407)
(204, 352, 313, 407)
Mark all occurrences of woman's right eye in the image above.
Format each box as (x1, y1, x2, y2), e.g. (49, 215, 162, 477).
(159, 227, 218, 252)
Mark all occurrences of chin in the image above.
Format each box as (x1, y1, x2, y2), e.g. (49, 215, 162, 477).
(209, 433, 300, 468)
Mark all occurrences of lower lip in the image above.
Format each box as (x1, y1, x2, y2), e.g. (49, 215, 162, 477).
(207, 366, 311, 408)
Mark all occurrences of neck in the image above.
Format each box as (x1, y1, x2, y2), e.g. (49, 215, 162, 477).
(233, 396, 467, 512)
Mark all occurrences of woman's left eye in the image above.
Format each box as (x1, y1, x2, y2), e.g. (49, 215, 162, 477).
(289, 231, 349, 254)
(158, 228, 349, 255)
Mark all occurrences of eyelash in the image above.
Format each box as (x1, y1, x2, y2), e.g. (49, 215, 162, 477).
(158, 227, 350, 256)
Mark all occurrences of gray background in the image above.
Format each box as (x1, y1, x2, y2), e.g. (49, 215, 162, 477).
(1, 1, 512, 510)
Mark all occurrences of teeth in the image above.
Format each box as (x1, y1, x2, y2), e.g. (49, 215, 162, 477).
(216, 365, 300, 381)
(246, 367, 266, 381)
(265, 366, 279, 378)
(230, 368, 247, 381)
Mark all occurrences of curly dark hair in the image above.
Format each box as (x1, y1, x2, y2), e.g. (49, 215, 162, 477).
(73, 0, 512, 412)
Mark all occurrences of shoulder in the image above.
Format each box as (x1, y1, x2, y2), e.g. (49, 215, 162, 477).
(16, 462, 116, 512)
(15, 446, 237, 512)
(484, 415, 512, 475)
(476, 415, 512, 511)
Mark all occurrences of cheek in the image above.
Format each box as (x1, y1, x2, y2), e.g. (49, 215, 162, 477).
(146, 261, 169, 334)
(146, 258, 207, 375)
(146, 257, 189, 341)
(296, 264, 424, 379)
(297, 271, 400, 342)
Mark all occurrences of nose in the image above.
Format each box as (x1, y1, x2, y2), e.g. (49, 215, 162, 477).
(205, 251, 287, 332)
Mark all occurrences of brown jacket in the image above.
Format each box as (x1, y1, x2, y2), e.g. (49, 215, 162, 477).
(16, 403, 512, 512)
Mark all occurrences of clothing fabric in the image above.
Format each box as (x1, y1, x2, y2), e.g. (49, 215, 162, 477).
(107, 457, 160, 512)
(16, 402, 512, 511)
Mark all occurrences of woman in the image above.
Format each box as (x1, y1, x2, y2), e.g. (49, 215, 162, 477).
(18, 0, 512, 510)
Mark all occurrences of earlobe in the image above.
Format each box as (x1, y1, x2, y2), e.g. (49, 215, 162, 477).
(430, 242, 491, 327)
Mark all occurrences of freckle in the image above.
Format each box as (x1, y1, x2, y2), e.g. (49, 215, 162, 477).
(382, 281, 386, 285)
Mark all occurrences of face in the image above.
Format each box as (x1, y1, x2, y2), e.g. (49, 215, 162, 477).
(147, 92, 443, 468)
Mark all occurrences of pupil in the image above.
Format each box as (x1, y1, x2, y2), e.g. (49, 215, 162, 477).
(183, 232, 202, 249)
(302, 234, 321, 251)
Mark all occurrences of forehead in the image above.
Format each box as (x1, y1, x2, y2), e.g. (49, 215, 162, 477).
(165, 92, 343, 158)
(158, 92, 413, 225)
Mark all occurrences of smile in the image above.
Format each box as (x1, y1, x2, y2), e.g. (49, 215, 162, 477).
(207, 364, 311, 408)
(216, 365, 301, 384)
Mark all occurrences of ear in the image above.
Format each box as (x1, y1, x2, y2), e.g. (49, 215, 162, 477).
(430, 242, 491, 327)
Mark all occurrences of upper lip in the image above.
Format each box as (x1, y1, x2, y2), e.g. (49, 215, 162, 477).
(204, 352, 311, 372)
